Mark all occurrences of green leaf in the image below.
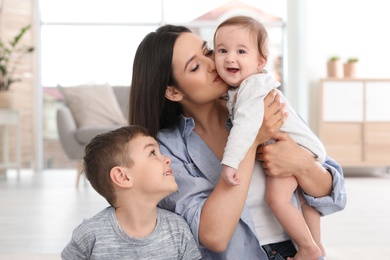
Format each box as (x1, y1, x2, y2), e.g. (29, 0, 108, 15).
(0, 24, 34, 91)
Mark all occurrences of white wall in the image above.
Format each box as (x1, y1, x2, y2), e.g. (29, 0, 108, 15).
(287, 0, 390, 132)
(307, 0, 390, 79)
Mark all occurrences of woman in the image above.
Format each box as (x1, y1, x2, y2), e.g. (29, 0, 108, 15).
(129, 25, 346, 260)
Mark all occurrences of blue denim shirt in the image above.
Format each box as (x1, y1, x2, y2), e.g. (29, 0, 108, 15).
(157, 115, 347, 260)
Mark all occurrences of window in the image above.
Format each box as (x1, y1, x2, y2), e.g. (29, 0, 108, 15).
(39, 0, 286, 168)
(40, 0, 286, 87)
(41, 25, 154, 86)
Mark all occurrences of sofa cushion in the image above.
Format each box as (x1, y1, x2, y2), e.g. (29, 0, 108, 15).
(112, 86, 131, 119)
(60, 84, 126, 128)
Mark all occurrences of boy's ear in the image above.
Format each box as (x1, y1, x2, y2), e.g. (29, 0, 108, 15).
(110, 166, 133, 188)
(165, 86, 183, 102)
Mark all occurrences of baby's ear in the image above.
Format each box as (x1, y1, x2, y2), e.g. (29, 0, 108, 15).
(257, 57, 267, 72)
(110, 166, 133, 188)
(165, 86, 183, 102)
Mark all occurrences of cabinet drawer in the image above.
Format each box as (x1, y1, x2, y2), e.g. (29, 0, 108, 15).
(365, 145, 390, 164)
(365, 123, 390, 145)
(366, 82, 390, 121)
(320, 123, 362, 145)
(320, 79, 390, 167)
(322, 81, 363, 122)
(325, 144, 362, 163)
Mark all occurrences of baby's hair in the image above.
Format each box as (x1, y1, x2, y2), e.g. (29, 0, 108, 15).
(214, 15, 269, 61)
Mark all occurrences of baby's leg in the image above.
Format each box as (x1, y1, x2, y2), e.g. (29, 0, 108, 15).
(266, 176, 321, 260)
(221, 165, 240, 185)
(299, 190, 326, 257)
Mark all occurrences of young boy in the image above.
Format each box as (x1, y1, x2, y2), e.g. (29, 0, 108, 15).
(214, 16, 327, 260)
(61, 125, 201, 260)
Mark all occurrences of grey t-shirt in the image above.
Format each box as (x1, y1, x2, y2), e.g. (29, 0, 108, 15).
(61, 207, 201, 260)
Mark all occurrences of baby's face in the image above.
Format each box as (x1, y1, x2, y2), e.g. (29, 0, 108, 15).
(214, 25, 264, 87)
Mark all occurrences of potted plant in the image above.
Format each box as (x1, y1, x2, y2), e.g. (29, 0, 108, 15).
(344, 57, 359, 78)
(327, 55, 343, 78)
(0, 24, 34, 108)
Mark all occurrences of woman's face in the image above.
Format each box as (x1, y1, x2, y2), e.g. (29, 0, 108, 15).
(170, 32, 228, 105)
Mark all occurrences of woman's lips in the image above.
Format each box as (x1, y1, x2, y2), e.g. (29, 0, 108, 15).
(214, 75, 222, 82)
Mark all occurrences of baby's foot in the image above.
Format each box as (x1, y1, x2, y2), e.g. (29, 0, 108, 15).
(287, 245, 321, 260)
(317, 242, 326, 257)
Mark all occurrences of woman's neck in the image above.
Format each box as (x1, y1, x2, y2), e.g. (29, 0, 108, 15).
(184, 98, 227, 133)
(184, 98, 229, 160)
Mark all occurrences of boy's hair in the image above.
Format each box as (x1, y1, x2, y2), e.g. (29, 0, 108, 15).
(214, 15, 269, 62)
(83, 125, 153, 206)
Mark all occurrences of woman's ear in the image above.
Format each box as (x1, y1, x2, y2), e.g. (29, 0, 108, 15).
(110, 166, 133, 188)
(165, 86, 183, 102)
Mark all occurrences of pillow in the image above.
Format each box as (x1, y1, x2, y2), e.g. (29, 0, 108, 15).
(60, 84, 127, 128)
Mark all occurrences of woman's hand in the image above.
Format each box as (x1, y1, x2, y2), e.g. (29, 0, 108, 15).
(255, 90, 287, 144)
(257, 132, 333, 197)
(257, 132, 314, 178)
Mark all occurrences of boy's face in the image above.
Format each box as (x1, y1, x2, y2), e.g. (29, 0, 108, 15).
(127, 135, 178, 198)
(214, 25, 265, 87)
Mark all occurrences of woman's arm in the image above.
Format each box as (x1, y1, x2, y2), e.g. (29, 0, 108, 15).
(258, 132, 332, 197)
(257, 132, 347, 214)
(199, 143, 257, 252)
(199, 90, 287, 252)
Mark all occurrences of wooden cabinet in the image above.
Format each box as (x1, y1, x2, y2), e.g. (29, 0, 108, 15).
(319, 79, 390, 167)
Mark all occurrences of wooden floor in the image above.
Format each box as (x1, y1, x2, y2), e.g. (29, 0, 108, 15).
(0, 168, 389, 260)
(0, 169, 108, 259)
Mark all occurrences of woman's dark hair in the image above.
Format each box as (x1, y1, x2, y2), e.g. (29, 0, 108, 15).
(128, 25, 191, 136)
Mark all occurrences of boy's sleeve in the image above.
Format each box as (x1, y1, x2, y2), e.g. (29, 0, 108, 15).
(61, 221, 92, 260)
(180, 220, 203, 260)
(61, 237, 88, 260)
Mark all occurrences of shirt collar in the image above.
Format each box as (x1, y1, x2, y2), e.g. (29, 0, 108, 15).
(179, 114, 195, 138)
(179, 113, 232, 137)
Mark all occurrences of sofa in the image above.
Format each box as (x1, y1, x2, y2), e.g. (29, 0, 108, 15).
(56, 85, 130, 184)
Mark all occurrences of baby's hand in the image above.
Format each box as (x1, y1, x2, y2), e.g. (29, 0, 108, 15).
(221, 166, 240, 185)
